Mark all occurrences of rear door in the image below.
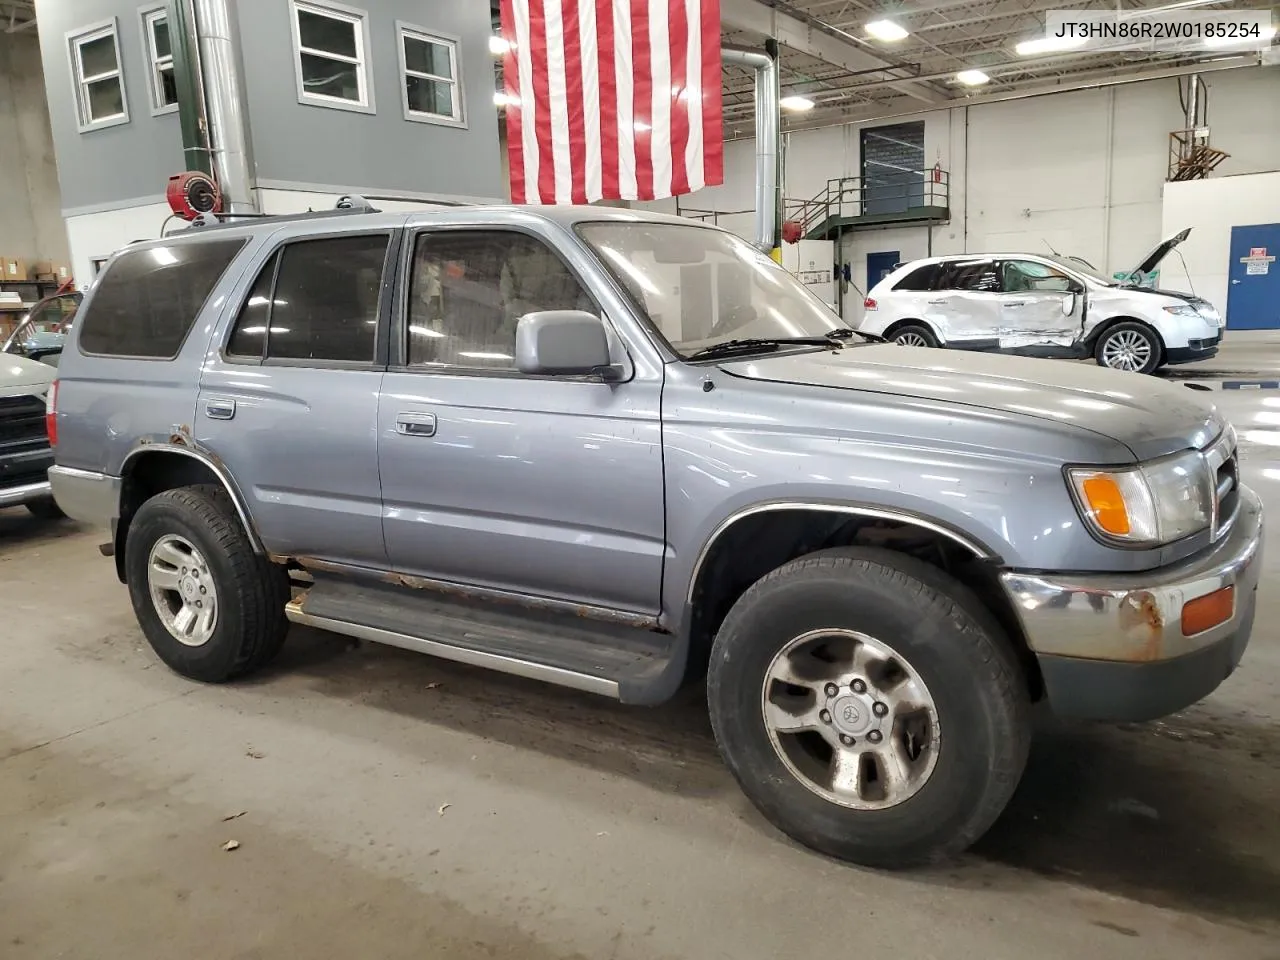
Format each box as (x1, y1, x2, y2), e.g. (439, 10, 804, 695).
(927, 259, 1001, 344)
(196, 223, 400, 567)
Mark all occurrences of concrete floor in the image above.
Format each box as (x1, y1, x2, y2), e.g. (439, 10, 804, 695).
(4, 338, 1280, 959)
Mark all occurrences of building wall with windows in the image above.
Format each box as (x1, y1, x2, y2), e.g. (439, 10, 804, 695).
(33, 0, 505, 284)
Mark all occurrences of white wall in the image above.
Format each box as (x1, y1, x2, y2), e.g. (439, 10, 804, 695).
(1162, 171, 1280, 317)
(0, 32, 69, 264)
(64, 202, 174, 286)
(650, 65, 1280, 324)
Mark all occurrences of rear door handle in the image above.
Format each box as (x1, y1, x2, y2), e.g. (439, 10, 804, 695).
(927, 298, 949, 305)
(204, 397, 236, 420)
(1002, 301, 1026, 308)
(396, 412, 437, 437)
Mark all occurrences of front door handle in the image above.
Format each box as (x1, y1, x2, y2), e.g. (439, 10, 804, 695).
(204, 397, 236, 420)
(927, 298, 949, 305)
(1002, 300, 1026, 308)
(396, 412, 437, 437)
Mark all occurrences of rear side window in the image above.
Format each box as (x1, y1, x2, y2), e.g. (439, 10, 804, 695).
(78, 239, 246, 358)
(938, 260, 999, 292)
(892, 264, 939, 291)
(225, 235, 389, 364)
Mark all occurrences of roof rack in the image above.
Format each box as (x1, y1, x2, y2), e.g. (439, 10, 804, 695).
(181, 195, 385, 232)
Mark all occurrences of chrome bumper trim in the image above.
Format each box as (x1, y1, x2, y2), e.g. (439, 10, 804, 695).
(48, 465, 120, 528)
(1001, 485, 1262, 663)
(0, 480, 52, 508)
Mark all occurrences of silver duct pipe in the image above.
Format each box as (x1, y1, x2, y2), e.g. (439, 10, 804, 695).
(192, 0, 258, 213)
(721, 44, 780, 252)
(1185, 72, 1200, 129)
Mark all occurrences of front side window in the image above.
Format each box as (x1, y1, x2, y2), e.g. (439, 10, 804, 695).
(225, 236, 388, 364)
(291, 0, 372, 111)
(1001, 260, 1074, 293)
(399, 25, 462, 125)
(577, 223, 844, 358)
(408, 231, 595, 372)
(79, 239, 245, 358)
(69, 20, 128, 131)
(142, 8, 178, 113)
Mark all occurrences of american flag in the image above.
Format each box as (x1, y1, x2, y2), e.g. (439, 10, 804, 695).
(499, 0, 724, 204)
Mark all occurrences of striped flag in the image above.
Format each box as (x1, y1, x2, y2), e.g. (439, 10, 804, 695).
(499, 0, 724, 204)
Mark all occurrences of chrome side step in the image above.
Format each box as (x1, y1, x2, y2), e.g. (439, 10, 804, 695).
(286, 601, 620, 698)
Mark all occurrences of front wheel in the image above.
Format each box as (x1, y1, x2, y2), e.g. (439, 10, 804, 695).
(1095, 321, 1162, 374)
(706, 547, 1030, 869)
(890, 323, 938, 348)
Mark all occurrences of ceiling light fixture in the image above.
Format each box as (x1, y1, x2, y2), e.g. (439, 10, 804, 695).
(489, 35, 511, 55)
(1015, 35, 1088, 55)
(955, 69, 990, 86)
(865, 19, 909, 42)
(780, 95, 815, 111)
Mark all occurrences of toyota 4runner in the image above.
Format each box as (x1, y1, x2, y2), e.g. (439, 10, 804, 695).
(48, 205, 1261, 868)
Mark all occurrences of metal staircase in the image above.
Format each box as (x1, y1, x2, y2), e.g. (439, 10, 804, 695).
(783, 170, 951, 241)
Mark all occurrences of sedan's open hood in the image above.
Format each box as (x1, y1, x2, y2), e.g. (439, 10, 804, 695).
(1126, 227, 1191, 279)
(0, 353, 55, 398)
(720, 345, 1222, 462)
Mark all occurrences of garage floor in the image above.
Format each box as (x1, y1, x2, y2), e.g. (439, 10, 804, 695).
(3, 340, 1280, 960)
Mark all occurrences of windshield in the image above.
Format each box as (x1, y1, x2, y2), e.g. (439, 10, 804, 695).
(1045, 254, 1114, 286)
(577, 222, 847, 357)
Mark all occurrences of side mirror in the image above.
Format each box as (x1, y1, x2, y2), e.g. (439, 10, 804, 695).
(515, 310, 620, 379)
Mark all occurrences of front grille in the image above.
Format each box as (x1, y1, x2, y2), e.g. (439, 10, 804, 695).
(0, 395, 48, 449)
(1205, 430, 1239, 539)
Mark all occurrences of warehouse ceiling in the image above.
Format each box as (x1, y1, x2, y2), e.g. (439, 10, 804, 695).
(721, 0, 1277, 134)
(1, 0, 35, 33)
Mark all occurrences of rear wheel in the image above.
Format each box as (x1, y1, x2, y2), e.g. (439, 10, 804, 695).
(707, 547, 1030, 868)
(1095, 321, 1162, 374)
(891, 323, 938, 348)
(125, 485, 289, 682)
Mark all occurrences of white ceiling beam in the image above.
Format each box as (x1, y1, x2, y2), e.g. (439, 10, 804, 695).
(720, 0, 942, 103)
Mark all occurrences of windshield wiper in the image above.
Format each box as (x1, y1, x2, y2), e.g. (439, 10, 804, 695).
(825, 327, 885, 344)
(685, 337, 840, 361)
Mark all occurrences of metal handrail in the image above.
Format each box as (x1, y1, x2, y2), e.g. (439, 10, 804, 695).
(783, 169, 950, 234)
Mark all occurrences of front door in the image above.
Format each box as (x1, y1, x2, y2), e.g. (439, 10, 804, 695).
(996, 259, 1081, 346)
(377, 226, 665, 615)
(197, 227, 397, 568)
(1227, 224, 1280, 330)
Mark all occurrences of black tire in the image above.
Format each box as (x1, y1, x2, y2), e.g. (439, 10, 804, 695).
(25, 496, 65, 520)
(707, 546, 1030, 869)
(890, 323, 939, 348)
(1094, 321, 1163, 374)
(125, 485, 289, 683)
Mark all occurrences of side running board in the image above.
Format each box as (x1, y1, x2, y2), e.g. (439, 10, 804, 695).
(286, 575, 686, 705)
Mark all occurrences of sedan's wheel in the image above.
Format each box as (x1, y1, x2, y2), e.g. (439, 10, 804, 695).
(125, 485, 289, 682)
(891, 323, 938, 348)
(763, 629, 940, 810)
(1095, 322, 1161, 374)
(707, 546, 1030, 869)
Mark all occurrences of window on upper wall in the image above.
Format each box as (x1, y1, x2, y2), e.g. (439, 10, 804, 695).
(397, 24, 464, 127)
(141, 7, 178, 114)
(290, 0, 374, 113)
(68, 19, 129, 132)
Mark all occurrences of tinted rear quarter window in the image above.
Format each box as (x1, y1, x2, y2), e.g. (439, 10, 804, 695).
(892, 264, 939, 291)
(78, 239, 246, 358)
(938, 260, 1000, 292)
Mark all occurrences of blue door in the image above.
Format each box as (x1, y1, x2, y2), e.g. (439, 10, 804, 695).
(867, 251, 900, 289)
(1227, 223, 1280, 330)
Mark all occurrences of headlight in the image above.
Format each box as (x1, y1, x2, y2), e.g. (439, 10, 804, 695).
(1163, 305, 1200, 319)
(1067, 450, 1213, 545)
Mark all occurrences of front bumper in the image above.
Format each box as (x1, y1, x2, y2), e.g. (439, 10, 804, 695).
(1166, 333, 1222, 365)
(0, 446, 54, 508)
(1001, 485, 1262, 721)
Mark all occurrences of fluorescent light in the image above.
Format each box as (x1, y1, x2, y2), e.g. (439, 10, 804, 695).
(1203, 24, 1275, 47)
(493, 91, 519, 107)
(1015, 35, 1087, 55)
(955, 69, 990, 86)
(865, 19, 908, 42)
(489, 35, 510, 55)
(780, 95, 815, 111)
(150, 247, 177, 266)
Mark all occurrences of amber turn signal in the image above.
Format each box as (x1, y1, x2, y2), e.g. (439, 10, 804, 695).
(1080, 475, 1130, 535)
(1182, 586, 1235, 637)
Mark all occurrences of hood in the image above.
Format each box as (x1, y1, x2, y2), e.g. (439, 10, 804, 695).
(719, 345, 1222, 462)
(1126, 227, 1191, 279)
(0, 353, 55, 398)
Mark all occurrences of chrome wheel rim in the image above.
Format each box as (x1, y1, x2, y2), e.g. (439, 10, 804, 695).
(895, 332, 929, 347)
(147, 534, 218, 647)
(761, 628, 940, 810)
(1101, 330, 1152, 371)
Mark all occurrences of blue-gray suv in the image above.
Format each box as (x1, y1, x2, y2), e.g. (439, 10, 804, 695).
(48, 204, 1261, 868)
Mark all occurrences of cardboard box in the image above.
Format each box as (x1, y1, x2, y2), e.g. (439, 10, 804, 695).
(2, 256, 30, 282)
(30, 260, 54, 280)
